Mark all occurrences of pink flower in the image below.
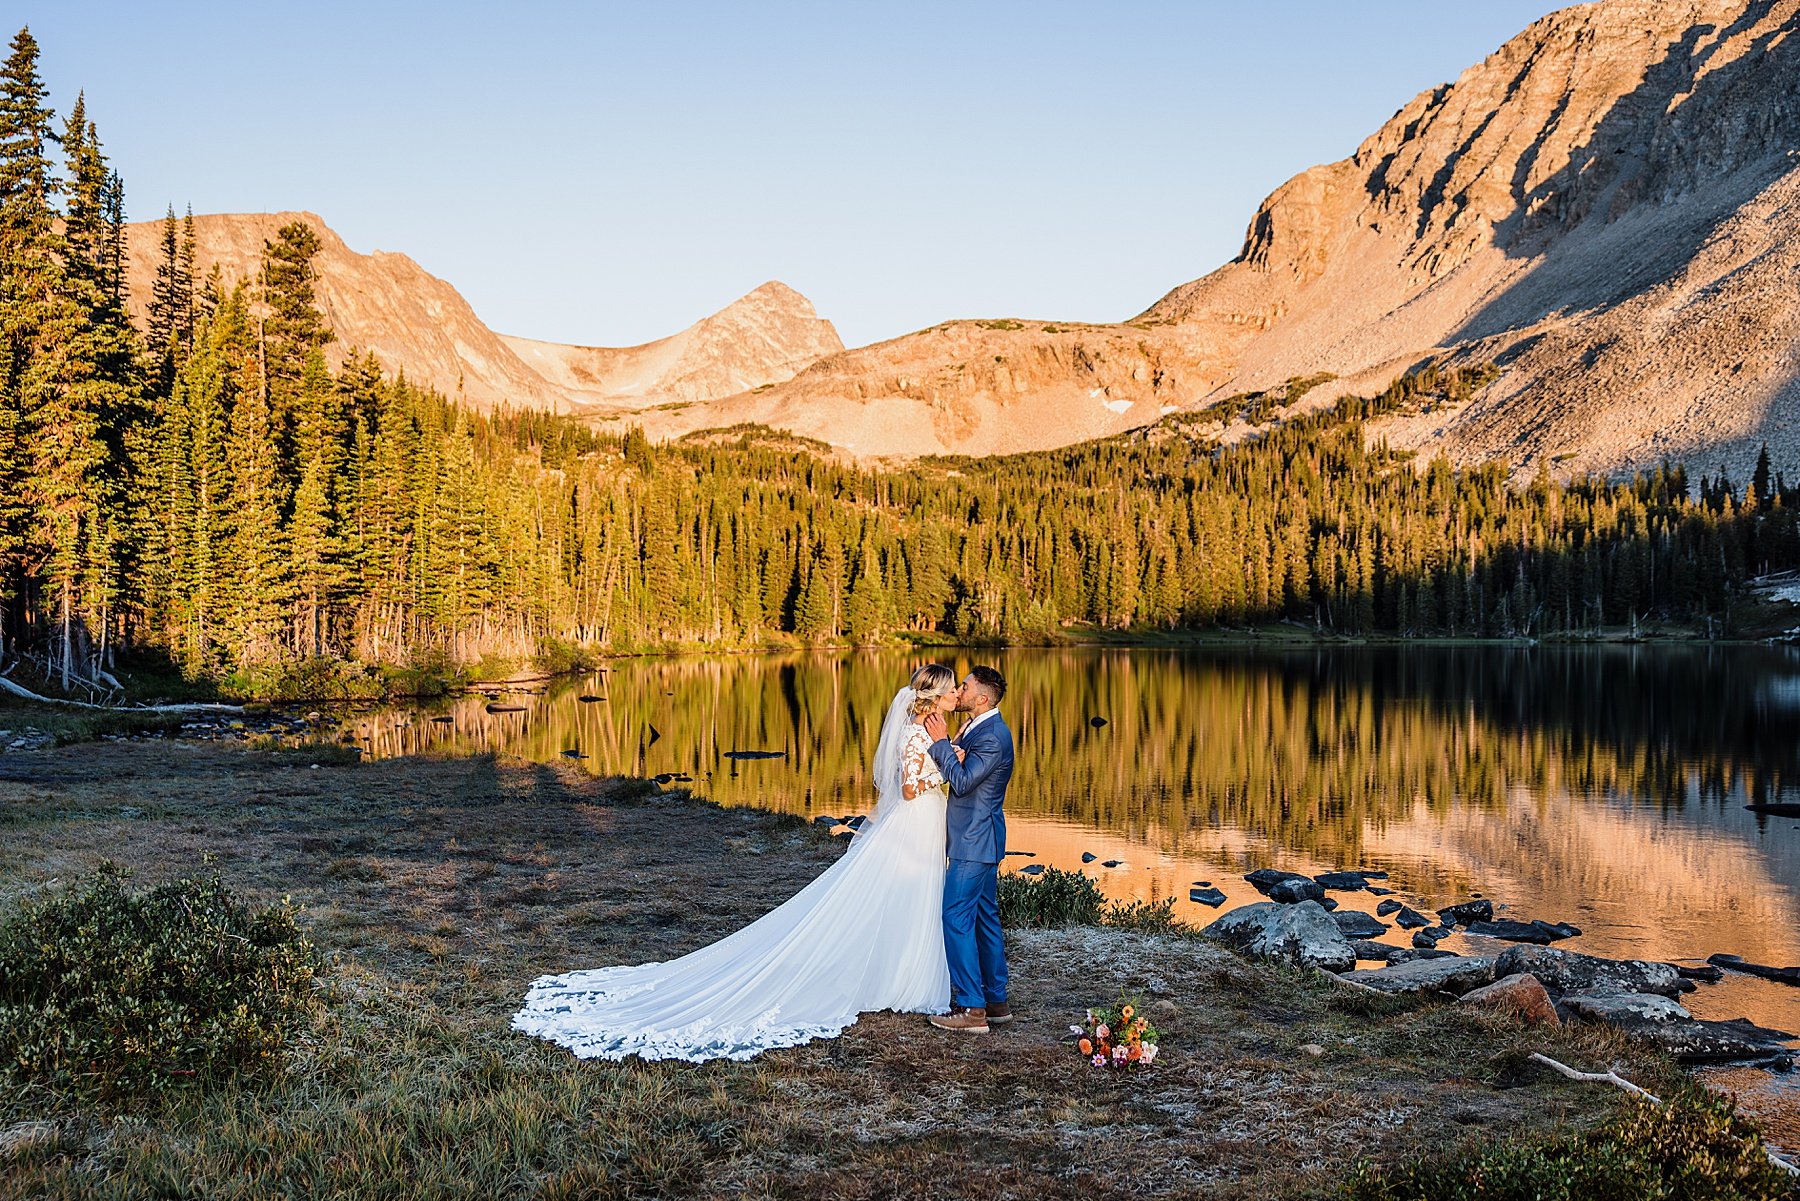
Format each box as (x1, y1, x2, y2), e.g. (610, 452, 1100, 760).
(1141, 1044, 1158, 1065)
(1112, 1045, 1128, 1062)
(1091, 1053, 1106, 1067)
(1096, 1024, 1110, 1040)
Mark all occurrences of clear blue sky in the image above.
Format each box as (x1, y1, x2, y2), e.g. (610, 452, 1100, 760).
(25, 2, 1561, 350)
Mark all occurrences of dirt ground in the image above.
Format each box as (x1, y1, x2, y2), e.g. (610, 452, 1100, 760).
(0, 739, 1696, 1199)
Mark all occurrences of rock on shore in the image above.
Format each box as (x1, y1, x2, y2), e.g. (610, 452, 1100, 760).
(1201, 900, 1354, 973)
(1342, 955, 1499, 995)
(1493, 946, 1683, 999)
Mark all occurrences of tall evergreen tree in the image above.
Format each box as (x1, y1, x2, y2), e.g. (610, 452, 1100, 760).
(0, 26, 58, 665)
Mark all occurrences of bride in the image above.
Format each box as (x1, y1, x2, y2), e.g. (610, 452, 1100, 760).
(511, 663, 959, 1061)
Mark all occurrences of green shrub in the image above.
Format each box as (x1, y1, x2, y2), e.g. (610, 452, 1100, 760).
(531, 637, 595, 677)
(1000, 869, 1188, 932)
(1340, 1088, 1794, 1200)
(232, 657, 387, 702)
(0, 863, 322, 1096)
(999, 867, 1105, 928)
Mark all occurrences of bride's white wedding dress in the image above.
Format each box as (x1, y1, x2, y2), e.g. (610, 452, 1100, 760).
(511, 687, 952, 1061)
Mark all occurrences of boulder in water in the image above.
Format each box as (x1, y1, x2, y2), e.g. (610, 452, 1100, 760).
(1466, 920, 1555, 944)
(1246, 868, 1311, 894)
(1393, 906, 1433, 930)
(1707, 953, 1800, 987)
(1330, 910, 1389, 939)
(1436, 900, 1494, 927)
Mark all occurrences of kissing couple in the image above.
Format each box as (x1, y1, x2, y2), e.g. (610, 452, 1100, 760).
(512, 663, 1017, 1061)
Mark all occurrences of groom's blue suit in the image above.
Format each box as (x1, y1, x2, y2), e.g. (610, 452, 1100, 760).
(929, 711, 1013, 1011)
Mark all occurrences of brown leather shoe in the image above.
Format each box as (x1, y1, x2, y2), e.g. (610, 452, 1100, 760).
(928, 1007, 990, 1034)
(985, 1002, 1013, 1025)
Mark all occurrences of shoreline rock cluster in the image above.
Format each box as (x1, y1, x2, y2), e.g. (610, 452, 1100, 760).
(1203, 870, 1799, 1069)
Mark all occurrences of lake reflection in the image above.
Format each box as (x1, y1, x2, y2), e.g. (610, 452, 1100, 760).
(342, 646, 1800, 1034)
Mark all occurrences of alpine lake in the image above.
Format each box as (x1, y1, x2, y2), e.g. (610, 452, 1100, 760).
(325, 644, 1800, 1061)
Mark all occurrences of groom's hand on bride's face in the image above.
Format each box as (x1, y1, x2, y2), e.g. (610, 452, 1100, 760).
(923, 712, 948, 742)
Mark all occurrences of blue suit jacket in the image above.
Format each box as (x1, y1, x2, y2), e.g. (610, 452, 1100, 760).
(929, 712, 1013, 864)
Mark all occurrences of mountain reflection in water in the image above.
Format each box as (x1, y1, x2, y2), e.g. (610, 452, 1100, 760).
(343, 646, 1800, 1033)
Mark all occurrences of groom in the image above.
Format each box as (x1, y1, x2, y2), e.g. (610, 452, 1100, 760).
(922, 666, 1014, 1034)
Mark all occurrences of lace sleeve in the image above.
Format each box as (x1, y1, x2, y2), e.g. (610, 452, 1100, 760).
(901, 725, 945, 799)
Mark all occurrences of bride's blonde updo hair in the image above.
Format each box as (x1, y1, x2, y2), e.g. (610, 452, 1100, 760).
(908, 663, 957, 716)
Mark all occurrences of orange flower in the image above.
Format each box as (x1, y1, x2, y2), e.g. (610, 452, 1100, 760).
(1079, 1038, 1093, 1055)
(1120, 1004, 1135, 1021)
(1127, 1046, 1141, 1062)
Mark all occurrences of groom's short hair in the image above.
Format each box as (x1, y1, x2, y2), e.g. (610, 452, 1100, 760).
(969, 665, 1006, 704)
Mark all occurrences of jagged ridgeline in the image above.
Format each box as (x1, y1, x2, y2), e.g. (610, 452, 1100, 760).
(4, 27, 1800, 695)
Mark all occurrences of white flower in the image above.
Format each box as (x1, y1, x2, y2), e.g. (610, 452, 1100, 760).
(1069, 1025, 1084, 1035)
(1141, 1044, 1158, 1064)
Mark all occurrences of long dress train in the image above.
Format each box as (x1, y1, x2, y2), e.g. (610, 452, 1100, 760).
(511, 709, 951, 1062)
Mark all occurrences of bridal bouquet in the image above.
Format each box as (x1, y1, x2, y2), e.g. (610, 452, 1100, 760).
(1072, 998, 1160, 1069)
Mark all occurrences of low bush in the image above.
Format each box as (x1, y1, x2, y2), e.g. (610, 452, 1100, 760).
(999, 867, 1189, 933)
(0, 863, 322, 1097)
(999, 866, 1105, 928)
(231, 657, 387, 702)
(1339, 1087, 1794, 1200)
(531, 637, 597, 677)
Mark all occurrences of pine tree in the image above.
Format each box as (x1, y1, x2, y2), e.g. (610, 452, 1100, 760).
(49, 96, 138, 680)
(0, 26, 58, 664)
(257, 220, 332, 470)
(222, 294, 290, 667)
(147, 206, 188, 389)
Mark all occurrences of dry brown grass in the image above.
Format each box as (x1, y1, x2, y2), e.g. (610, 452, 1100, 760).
(0, 741, 1682, 1199)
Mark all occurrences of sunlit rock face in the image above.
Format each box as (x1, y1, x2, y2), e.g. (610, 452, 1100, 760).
(625, 1, 1800, 465)
(121, 213, 842, 416)
(1141, 0, 1800, 482)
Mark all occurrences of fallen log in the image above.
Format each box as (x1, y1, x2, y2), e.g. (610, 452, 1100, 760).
(0, 674, 243, 715)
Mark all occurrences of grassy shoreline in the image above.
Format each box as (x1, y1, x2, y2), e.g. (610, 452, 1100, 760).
(1, 738, 1751, 1198)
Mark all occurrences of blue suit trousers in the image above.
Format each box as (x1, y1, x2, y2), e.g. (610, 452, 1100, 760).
(943, 857, 1008, 1010)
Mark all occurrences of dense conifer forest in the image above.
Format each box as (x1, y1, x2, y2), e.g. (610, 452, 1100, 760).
(3, 26, 1798, 697)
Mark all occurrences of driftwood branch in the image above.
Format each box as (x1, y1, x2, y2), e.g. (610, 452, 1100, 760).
(1528, 1051, 1660, 1101)
(0, 674, 243, 715)
(1529, 1052, 1798, 1177)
